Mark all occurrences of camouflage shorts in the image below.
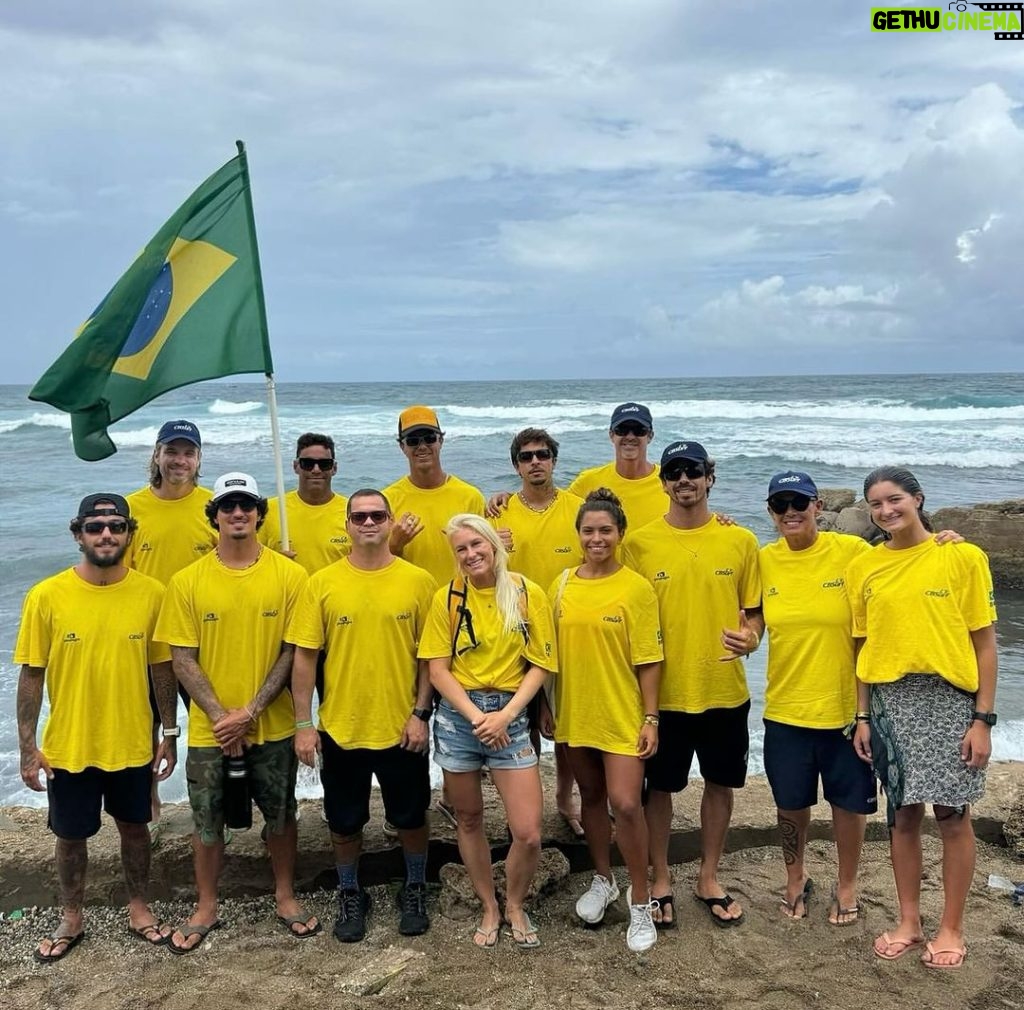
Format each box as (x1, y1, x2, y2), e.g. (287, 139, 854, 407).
(185, 738, 298, 846)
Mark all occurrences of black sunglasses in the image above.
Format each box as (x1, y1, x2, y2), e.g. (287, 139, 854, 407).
(82, 519, 129, 534)
(767, 495, 815, 515)
(516, 449, 553, 463)
(349, 510, 389, 525)
(612, 422, 650, 437)
(216, 497, 258, 513)
(662, 461, 706, 481)
(297, 457, 335, 471)
(401, 432, 440, 447)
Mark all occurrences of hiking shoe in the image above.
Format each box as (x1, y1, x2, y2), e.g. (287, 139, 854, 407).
(576, 873, 619, 924)
(396, 882, 430, 936)
(334, 887, 371, 943)
(626, 899, 658, 952)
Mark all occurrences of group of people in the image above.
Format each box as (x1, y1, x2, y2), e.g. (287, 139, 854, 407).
(16, 401, 998, 969)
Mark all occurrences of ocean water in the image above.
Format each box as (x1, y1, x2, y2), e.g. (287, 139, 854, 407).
(2, 373, 1023, 807)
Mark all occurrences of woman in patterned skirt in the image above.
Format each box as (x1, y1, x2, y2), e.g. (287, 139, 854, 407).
(846, 467, 997, 970)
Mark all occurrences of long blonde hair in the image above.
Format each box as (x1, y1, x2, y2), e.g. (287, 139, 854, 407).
(445, 514, 525, 637)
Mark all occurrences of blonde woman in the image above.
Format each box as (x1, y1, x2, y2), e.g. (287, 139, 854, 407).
(418, 515, 556, 949)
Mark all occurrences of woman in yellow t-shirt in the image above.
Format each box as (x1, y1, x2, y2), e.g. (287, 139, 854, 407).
(418, 515, 555, 950)
(545, 489, 662, 953)
(849, 467, 997, 970)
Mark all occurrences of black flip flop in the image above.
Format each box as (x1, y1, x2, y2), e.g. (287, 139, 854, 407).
(653, 893, 676, 930)
(780, 878, 814, 919)
(694, 893, 744, 928)
(34, 931, 85, 964)
(167, 919, 224, 955)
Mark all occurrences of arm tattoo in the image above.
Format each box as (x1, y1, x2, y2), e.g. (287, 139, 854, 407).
(16, 665, 45, 751)
(171, 646, 225, 721)
(149, 661, 178, 729)
(250, 643, 295, 719)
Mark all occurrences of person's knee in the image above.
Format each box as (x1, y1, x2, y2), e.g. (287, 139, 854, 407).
(609, 793, 642, 822)
(933, 804, 971, 834)
(510, 823, 542, 851)
(892, 804, 925, 832)
(576, 779, 607, 807)
(456, 806, 485, 833)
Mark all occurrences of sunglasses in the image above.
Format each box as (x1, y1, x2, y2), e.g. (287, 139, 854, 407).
(662, 462, 706, 481)
(516, 449, 553, 463)
(612, 422, 650, 437)
(349, 510, 389, 525)
(401, 432, 440, 447)
(216, 497, 258, 513)
(297, 457, 335, 471)
(82, 519, 129, 535)
(767, 495, 815, 515)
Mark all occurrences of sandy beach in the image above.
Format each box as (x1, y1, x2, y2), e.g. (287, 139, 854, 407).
(2, 761, 1022, 1010)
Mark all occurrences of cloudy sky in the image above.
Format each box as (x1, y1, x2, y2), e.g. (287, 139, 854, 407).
(3, 0, 1022, 382)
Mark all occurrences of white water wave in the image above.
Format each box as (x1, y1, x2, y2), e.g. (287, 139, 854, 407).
(208, 398, 264, 415)
(0, 411, 71, 434)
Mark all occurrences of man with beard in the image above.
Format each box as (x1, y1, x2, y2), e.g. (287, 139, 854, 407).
(624, 441, 762, 930)
(156, 473, 316, 953)
(15, 494, 178, 963)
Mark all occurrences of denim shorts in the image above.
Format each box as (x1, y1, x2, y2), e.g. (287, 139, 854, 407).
(434, 691, 537, 772)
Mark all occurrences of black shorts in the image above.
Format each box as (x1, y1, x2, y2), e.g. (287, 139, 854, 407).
(47, 763, 152, 840)
(320, 732, 431, 836)
(645, 701, 750, 792)
(763, 720, 877, 815)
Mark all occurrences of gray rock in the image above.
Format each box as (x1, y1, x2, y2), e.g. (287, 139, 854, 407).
(930, 500, 1024, 590)
(819, 488, 856, 511)
(835, 504, 877, 541)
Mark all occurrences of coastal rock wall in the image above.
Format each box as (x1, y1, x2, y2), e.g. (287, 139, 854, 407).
(818, 493, 1024, 589)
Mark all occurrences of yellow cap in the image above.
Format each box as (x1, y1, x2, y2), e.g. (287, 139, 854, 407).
(398, 405, 442, 437)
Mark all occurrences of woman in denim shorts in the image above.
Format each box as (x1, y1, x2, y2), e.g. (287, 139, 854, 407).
(418, 515, 556, 950)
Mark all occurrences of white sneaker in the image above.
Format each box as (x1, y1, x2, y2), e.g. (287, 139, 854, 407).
(626, 898, 658, 952)
(576, 873, 619, 924)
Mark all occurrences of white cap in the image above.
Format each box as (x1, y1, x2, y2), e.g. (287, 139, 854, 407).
(211, 472, 261, 503)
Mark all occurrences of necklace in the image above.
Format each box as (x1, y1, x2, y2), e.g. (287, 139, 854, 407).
(215, 545, 263, 570)
(518, 490, 556, 514)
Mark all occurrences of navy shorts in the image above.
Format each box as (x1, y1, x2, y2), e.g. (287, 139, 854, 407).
(320, 733, 431, 836)
(645, 701, 750, 792)
(47, 763, 152, 840)
(763, 720, 877, 815)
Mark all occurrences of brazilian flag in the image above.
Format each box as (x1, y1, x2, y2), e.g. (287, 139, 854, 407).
(30, 144, 273, 460)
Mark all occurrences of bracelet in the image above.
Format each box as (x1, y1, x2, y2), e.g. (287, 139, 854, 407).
(244, 704, 257, 722)
(855, 715, 871, 723)
(644, 714, 660, 727)
(295, 719, 314, 730)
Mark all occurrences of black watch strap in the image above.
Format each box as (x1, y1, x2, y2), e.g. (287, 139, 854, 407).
(412, 707, 432, 722)
(972, 710, 997, 727)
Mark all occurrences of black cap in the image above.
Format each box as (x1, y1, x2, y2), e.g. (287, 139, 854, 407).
(77, 493, 131, 519)
(660, 440, 709, 468)
(610, 402, 653, 431)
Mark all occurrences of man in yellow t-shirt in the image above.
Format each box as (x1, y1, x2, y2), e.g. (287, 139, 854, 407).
(568, 403, 664, 530)
(489, 426, 584, 836)
(385, 405, 486, 585)
(384, 405, 486, 827)
(288, 489, 437, 943)
(623, 440, 762, 928)
(125, 419, 216, 831)
(759, 470, 876, 924)
(15, 493, 177, 963)
(260, 432, 351, 574)
(155, 472, 317, 952)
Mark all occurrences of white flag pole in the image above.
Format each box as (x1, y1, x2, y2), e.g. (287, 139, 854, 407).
(265, 373, 290, 552)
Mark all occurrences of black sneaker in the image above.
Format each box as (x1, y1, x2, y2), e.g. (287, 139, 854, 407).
(396, 882, 430, 936)
(334, 887, 371, 943)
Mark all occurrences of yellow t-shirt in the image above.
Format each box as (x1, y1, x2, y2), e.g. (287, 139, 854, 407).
(569, 462, 665, 532)
(418, 576, 557, 690)
(124, 485, 217, 584)
(549, 567, 662, 755)
(259, 490, 351, 574)
(846, 539, 996, 692)
(155, 548, 308, 747)
(14, 568, 170, 772)
(623, 516, 761, 713)
(759, 532, 871, 729)
(489, 489, 584, 590)
(287, 558, 437, 748)
(382, 474, 486, 584)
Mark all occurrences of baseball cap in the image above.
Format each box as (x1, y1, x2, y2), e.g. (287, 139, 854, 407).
(609, 402, 653, 431)
(211, 472, 261, 503)
(660, 440, 709, 468)
(77, 492, 131, 519)
(398, 405, 442, 438)
(156, 420, 202, 447)
(767, 471, 818, 500)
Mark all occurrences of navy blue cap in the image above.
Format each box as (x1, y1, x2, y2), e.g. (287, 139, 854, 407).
(156, 419, 201, 447)
(610, 402, 653, 431)
(766, 471, 818, 500)
(660, 440, 709, 468)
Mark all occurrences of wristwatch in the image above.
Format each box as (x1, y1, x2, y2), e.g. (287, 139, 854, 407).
(412, 707, 432, 723)
(971, 710, 997, 727)
(161, 725, 181, 739)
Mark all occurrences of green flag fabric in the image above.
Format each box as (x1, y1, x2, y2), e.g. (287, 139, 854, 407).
(29, 149, 273, 460)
